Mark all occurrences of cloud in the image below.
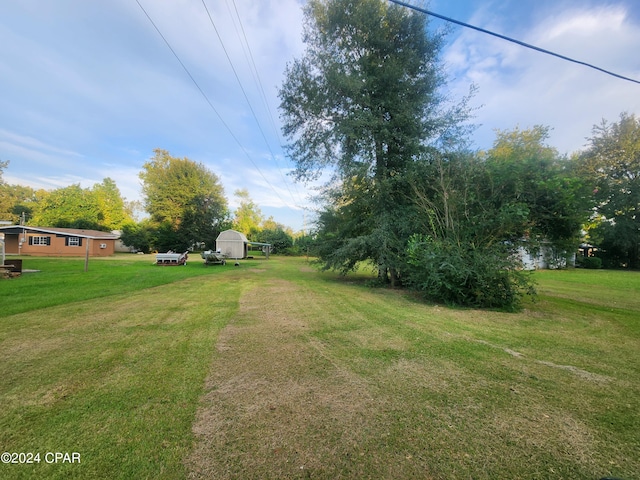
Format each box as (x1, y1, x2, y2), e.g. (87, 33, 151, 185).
(0, 129, 83, 161)
(443, 3, 640, 153)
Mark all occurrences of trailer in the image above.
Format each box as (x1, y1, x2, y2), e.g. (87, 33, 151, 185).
(155, 251, 188, 265)
(201, 250, 227, 266)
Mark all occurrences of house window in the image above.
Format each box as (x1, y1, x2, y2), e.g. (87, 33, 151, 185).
(64, 236, 82, 247)
(30, 236, 51, 246)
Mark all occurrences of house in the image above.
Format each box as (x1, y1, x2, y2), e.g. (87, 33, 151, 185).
(110, 230, 136, 253)
(516, 243, 576, 270)
(0, 226, 119, 257)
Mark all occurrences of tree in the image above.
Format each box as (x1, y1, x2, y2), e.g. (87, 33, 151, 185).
(232, 189, 263, 237)
(403, 126, 591, 309)
(482, 126, 590, 255)
(404, 150, 538, 310)
(256, 217, 295, 254)
(1, 184, 37, 224)
(119, 219, 154, 253)
(279, 0, 470, 284)
(0, 160, 6, 179)
(581, 112, 640, 268)
(31, 184, 102, 229)
(29, 180, 131, 231)
(0, 161, 36, 223)
(139, 149, 228, 251)
(92, 178, 131, 230)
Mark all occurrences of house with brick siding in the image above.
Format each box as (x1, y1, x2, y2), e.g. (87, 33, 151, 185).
(0, 226, 118, 257)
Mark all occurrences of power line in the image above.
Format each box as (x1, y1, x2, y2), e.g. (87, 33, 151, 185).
(200, 0, 300, 208)
(228, 0, 305, 205)
(388, 0, 640, 85)
(134, 0, 291, 208)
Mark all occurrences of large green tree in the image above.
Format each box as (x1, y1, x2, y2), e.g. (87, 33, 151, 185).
(31, 184, 98, 229)
(29, 178, 131, 231)
(279, 0, 469, 283)
(92, 178, 131, 230)
(403, 127, 590, 309)
(581, 112, 640, 269)
(30, 179, 131, 231)
(139, 149, 228, 251)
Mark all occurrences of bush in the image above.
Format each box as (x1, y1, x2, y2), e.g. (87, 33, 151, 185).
(259, 228, 293, 254)
(404, 235, 536, 311)
(581, 256, 602, 269)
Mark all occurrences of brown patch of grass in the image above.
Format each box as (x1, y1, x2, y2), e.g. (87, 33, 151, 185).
(186, 279, 396, 479)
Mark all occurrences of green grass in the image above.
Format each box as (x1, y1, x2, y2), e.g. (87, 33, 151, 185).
(0, 254, 264, 316)
(1, 256, 638, 479)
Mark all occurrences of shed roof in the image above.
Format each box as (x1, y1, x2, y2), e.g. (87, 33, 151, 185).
(216, 229, 248, 243)
(0, 225, 119, 240)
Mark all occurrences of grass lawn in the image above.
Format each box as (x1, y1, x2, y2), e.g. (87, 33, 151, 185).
(1, 255, 638, 479)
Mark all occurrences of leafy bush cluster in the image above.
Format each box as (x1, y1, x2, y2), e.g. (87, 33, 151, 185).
(405, 235, 536, 311)
(580, 256, 602, 269)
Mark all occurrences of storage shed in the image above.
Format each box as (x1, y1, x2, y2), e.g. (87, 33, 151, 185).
(216, 229, 248, 259)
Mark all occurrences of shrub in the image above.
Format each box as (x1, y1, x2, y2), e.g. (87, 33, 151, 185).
(259, 228, 293, 254)
(404, 235, 536, 311)
(582, 256, 602, 269)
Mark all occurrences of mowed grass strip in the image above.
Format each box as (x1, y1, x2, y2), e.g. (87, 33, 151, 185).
(0, 265, 245, 479)
(188, 258, 639, 479)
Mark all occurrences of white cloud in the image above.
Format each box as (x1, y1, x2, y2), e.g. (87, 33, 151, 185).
(0, 129, 83, 160)
(444, 3, 640, 154)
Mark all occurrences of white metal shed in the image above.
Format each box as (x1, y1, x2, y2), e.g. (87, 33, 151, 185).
(215, 229, 248, 259)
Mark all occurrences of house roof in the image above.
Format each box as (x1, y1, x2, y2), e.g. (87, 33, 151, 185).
(0, 225, 119, 240)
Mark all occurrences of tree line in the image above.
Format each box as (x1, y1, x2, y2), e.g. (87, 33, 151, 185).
(0, 149, 299, 255)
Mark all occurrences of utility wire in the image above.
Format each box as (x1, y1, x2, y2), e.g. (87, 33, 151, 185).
(201, 0, 299, 209)
(388, 0, 640, 85)
(229, 0, 305, 205)
(134, 0, 290, 207)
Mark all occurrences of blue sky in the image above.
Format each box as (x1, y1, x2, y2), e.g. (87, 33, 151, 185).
(1, 0, 639, 232)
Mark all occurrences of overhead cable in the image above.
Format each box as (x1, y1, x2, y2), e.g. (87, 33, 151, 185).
(229, 0, 305, 205)
(201, 0, 300, 208)
(134, 0, 291, 208)
(388, 0, 640, 85)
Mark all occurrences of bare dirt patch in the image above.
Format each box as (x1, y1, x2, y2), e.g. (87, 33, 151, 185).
(535, 360, 611, 383)
(467, 337, 610, 383)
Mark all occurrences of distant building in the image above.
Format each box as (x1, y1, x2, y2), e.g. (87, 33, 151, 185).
(0, 225, 119, 257)
(517, 242, 576, 270)
(214, 229, 271, 259)
(216, 229, 249, 259)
